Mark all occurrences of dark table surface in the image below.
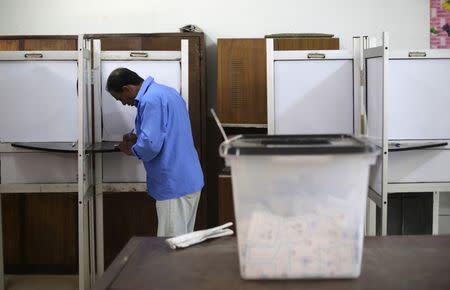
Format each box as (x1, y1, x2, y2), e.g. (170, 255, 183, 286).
(93, 235, 450, 290)
(11, 141, 119, 153)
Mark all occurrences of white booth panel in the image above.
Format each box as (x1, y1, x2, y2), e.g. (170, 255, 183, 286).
(439, 215, 450, 235)
(102, 153, 146, 182)
(389, 59, 450, 140)
(369, 154, 383, 195)
(0, 61, 78, 142)
(366, 57, 384, 147)
(101, 61, 181, 141)
(273, 60, 353, 135)
(1, 153, 77, 183)
(388, 150, 450, 183)
(440, 192, 450, 215)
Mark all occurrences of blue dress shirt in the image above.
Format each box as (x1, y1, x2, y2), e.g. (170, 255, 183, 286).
(131, 76, 204, 201)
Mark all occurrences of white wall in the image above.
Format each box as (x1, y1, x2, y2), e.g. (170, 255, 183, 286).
(0, 0, 430, 102)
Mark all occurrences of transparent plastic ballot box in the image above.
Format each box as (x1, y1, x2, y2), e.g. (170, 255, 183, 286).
(220, 134, 379, 279)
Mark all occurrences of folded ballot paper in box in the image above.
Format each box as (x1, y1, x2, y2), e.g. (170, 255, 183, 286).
(219, 134, 379, 279)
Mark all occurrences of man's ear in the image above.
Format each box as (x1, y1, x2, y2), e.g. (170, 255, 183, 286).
(121, 85, 132, 94)
(122, 84, 138, 98)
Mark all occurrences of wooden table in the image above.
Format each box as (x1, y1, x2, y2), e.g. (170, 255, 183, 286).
(93, 235, 450, 290)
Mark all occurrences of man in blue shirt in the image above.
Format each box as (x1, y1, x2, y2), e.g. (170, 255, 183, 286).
(106, 68, 204, 237)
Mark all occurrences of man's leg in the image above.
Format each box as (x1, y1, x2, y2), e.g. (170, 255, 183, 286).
(186, 191, 201, 232)
(155, 191, 201, 237)
(155, 197, 186, 237)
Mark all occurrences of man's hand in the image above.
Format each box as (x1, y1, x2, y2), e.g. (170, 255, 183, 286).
(123, 132, 137, 144)
(118, 130, 137, 156)
(117, 141, 134, 156)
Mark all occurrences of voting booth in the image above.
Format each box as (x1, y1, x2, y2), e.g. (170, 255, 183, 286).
(0, 33, 206, 290)
(0, 35, 95, 290)
(364, 32, 450, 235)
(89, 35, 190, 275)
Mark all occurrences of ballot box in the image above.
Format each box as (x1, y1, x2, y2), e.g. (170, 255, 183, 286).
(220, 134, 378, 279)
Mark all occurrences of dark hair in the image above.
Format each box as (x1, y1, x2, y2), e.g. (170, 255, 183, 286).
(106, 68, 144, 92)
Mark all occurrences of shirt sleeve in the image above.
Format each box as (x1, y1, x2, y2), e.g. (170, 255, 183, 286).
(132, 98, 167, 162)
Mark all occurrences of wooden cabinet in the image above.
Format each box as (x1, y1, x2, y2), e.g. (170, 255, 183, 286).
(2, 193, 78, 273)
(103, 192, 157, 266)
(218, 175, 235, 233)
(217, 39, 267, 124)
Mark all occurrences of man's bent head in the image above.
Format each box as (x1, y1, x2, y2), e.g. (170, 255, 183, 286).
(106, 68, 144, 106)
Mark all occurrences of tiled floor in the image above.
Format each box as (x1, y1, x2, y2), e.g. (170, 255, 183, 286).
(5, 275, 78, 290)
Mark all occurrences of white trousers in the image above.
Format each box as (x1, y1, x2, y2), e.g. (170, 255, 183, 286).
(155, 191, 201, 237)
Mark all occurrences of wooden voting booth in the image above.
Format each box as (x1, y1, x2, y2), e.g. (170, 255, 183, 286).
(364, 33, 450, 236)
(0, 35, 94, 290)
(0, 33, 207, 290)
(88, 34, 189, 276)
(86, 33, 207, 273)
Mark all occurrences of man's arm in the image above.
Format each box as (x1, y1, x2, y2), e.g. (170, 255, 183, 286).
(132, 99, 167, 162)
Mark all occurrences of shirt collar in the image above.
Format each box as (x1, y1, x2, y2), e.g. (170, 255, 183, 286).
(135, 76, 154, 105)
